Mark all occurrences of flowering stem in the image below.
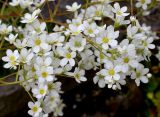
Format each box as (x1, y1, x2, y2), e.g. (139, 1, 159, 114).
(83, 0, 89, 21)
(0, 35, 5, 49)
(0, 0, 7, 15)
(16, 65, 21, 81)
(52, 0, 61, 19)
(0, 77, 32, 86)
(130, 0, 134, 16)
(0, 72, 17, 80)
(22, 85, 35, 102)
(84, 36, 108, 56)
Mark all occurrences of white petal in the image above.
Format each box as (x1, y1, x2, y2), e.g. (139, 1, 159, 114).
(69, 59, 75, 66)
(60, 58, 68, 66)
(113, 74, 120, 80)
(140, 76, 148, 83)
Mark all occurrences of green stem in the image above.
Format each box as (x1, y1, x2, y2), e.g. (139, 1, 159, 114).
(22, 85, 35, 102)
(0, 72, 17, 80)
(0, 77, 32, 86)
(16, 65, 21, 81)
(0, 0, 7, 15)
(52, 0, 61, 19)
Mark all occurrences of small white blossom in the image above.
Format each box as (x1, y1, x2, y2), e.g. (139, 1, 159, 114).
(131, 64, 149, 86)
(5, 33, 18, 44)
(0, 24, 12, 35)
(136, 0, 151, 10)
(2, 49, 19, 69)
(9, 0, 20, 6)
(58, 48, 76, 67)
(68, 35, 86, 52)
(112, 3, 129, 17)
(19, 48, 34, 64)
(21, 9, 41, 23)
(37, 67, 54, 83)
(32, 84, 48, 99)
(96, 25, 119, 50)
(28, 101, 42, 117)
(66, 2, 81, 12)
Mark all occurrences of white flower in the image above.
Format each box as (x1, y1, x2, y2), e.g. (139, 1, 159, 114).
(73, 67, 87, 83)
(86, 5, 107, 20)
(116, 16, 130, 27)
(47, 33, 64, 46)
(21, 9, 41, 23)
(93, 71, 106, 88)
(13, 38, 28, 49)
(44, 91, 60, 111)
(66, 2, 81, 12)
(101, 61, 121, 82)
(53, 100, 65, 117)
(58, 48, 76, 67)
(5, 33, 18, 44)
(27, 34, 49, 53)
(19, 0, 33, 9)
(106, 75, 126, 90)
(112, 3, 129, 17)
(19, 48, 34, 64)
(27, 19, 46, 34)
(2, 49, 19, 69)
(117, 54, 139, 73)
(34, 57, 52, 70)
(136, 0, 151, 10)
(94, 50, 108, 63)
(131, 64, 149, 86)
(28, 101, 42, 117)
(9, 0, 20, 6)
(66, 18, 84, 35)
(32, 84, 48, 99)
(83, 22, 99, 37)
(68, 35, 86, 51)
(96, 25, 119, 50)
(141, 37, 155, 50)
(37, 67, 54, 83)
(0, 24, 12, 35)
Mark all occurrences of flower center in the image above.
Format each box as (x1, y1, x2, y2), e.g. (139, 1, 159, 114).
(95, 11, 102, 16)
(42, 72, 48, 78)
(88, 29, 93, 34)
(50, 96, 55, 102)
(136, 72, 141, 78)
(123, 57, 129, 63)
(143, 41, 148, 47)
(102, 37, 109, 43)
(9, 55, 15, 61)
(108, 69, 115, 76)
(35, 39, 41, 45)
(117, 11, 122, 15)
(32, 106, 38, 112)
(74, 41, 81, 47)
(66, 53, 72, 59)
(39, 89, 45, 95)
(75, 73, 80, 79)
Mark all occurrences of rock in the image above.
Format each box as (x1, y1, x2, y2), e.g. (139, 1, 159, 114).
(0, 77, 30, 117)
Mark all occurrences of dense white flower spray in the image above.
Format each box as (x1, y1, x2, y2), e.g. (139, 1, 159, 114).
(0, 0, 159, 116)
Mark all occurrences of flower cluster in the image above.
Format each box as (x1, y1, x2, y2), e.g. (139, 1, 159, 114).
(135, 0, 152, 15)
(0, 0, 159, 117)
